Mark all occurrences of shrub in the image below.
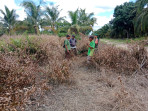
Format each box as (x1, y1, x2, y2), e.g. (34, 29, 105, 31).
(58, 32, 67, 37)
(93, 43, 148, 74)
(0, 54, 37, 110)
(0, 35, 71, 110)
(77, 36, 88, 55)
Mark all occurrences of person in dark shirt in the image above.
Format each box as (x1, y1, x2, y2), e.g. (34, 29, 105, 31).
(70, 35, 77, 55)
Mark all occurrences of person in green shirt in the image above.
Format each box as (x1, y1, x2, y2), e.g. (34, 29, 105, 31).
(87, 36, 95, 63)
(64, 35, 71, 59)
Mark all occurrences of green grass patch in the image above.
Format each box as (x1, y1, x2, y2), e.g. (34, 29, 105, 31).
(101, 37, 148, 44)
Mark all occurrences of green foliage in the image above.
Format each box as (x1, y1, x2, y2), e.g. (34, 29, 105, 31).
(0, 1, 96, 36)
(110, 2, 136, 38)
(94, 24, 111, 38)
(0, 22, 6, 36)
(69, 10, 78, 25)
(0, 40, 6, 52)
(0, 36, 39, 54)
(0, 6, 18, 34)
(1, 0, 147, 37)
(97, 0, 148, 38)
(21, 0, 45, 34)
(45, 6, 65, 34)
(78, 9, 96, 27)
(40, 30, 53, 35)
(45, 6, 64, 26)
(68, 9, 96, 35)
(14, 20, 36, 34)
(134, 0, 148, 36)
(68, 24, 80, 34)
(10, 38, 22, 48)
(58, 32, 67, 37)
(80, 26, 92, 35)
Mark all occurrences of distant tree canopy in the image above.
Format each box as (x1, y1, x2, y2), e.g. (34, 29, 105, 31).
(94, 0, 148, 39)
(0, 0, 96, 36)
(0, 0, 147, 38)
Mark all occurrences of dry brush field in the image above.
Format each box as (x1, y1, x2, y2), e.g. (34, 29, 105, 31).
(0, 35, 148, 111)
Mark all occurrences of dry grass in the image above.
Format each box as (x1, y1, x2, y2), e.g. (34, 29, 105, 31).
(0, 35, 148, 110)
(110, 76, 146, 111)
(93, 43, 148, 74)
(77, 36, 88, 55)
(0, 35, 71, 110)
(95, 67, 147, 111)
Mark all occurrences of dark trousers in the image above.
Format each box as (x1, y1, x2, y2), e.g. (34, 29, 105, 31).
(65, 50, 71, 59)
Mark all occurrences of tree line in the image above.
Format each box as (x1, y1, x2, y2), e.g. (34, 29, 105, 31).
(94, 0, 148, 39)
(0, 0, 96, 36)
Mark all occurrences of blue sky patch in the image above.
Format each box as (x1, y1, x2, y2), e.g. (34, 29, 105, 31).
(97, 10, 114, 18)
(14, 0, 55, 6)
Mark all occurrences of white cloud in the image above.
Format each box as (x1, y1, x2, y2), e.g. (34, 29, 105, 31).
(46, 0, 129, 28)
(0, 0, 26, 20)
(93, 15, 113, 30)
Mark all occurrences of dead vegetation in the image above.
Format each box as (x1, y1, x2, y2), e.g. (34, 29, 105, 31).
(0, 35, 71, 110)
(77, 36, 88, 55)
(93, 43, 148, 74)
(0, 35, 148, 111)
(110, 76, 146, 111)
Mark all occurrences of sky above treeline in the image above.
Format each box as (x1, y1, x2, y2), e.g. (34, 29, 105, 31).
(0, 0, 136, 30)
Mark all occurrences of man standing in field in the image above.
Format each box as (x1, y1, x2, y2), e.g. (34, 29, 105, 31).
(87, 36, 95, 63)
(64, 35, 71, 59)
(70, 35, 77, 55)
(94, 35, 99, 49)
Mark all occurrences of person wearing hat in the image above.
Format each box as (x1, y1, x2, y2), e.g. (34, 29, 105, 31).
(70, 35, 77, 55)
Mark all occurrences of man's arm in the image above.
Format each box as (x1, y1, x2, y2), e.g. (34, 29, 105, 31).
(87, 43, 94, 49)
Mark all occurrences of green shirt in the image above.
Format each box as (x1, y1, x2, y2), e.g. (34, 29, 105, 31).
(65, 39, 71, 51)
(88, 41, 95, 56)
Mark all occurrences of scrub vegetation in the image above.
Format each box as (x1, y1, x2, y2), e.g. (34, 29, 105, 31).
(0, 0, 148, 111)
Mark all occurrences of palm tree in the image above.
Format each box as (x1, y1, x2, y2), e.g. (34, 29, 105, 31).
(78, 9, 96, 27)
(134, 0, 148, 36)
(45, 6, 65, 34)
(68, 9, 80, 34)
(0, 6, 18, 34)
(21, 0, 44, 34)
(78, 9, 96, 34)
(68, 9, 96, 35)
(69, 10, 78, 25)
(136, 0, 148, 12)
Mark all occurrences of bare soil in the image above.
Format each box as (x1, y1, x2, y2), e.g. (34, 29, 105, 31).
(25, 57, 148, 111)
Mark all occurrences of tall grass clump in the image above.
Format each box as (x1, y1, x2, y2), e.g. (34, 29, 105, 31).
(94, 43, 148, 74)
(77, 36, 88, 55)
(0, 53, 37, 110)
(0, 35, 71, 110)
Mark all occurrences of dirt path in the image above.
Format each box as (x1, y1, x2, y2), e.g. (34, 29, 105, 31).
(26, 57, 148, 111)
(25, 58, 114, 111)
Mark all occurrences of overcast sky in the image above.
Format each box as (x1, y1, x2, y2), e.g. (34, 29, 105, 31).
(0, 0, 136, 30)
